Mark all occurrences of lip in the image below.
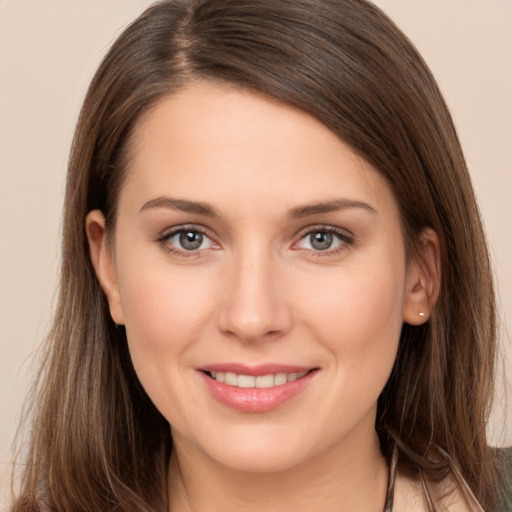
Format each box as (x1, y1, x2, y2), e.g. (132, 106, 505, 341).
(199, 364, 318, 413)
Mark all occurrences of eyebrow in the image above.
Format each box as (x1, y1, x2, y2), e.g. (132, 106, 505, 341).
(140, 197, 221, 217)
(289, 199, 377, 218)
(139, 196, 376, 219)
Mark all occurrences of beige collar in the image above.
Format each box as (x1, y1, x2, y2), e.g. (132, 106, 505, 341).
(387, 448, 485, 512)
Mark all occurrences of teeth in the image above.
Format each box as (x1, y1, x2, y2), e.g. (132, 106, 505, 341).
(225, 372, 238, 386)
(255, 374, 274, 388)
(209, 370, 309, 388)
(274, 373, 287, 385)
(237, 375, 255, 388)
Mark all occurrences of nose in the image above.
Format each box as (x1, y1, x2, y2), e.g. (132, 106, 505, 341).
(217, 248, 293, 343)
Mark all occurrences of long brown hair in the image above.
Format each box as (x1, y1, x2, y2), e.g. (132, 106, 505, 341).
(11, 0, 502, 510)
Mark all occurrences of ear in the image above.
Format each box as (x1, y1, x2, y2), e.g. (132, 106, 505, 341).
(403, 228, 441, 326)
(85, 210, 125, 325)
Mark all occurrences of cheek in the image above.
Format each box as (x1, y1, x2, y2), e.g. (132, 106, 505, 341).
(114, 253, 216, 401)
(306, 259, 403, 335)
(300, 250, 405, 387)
(118, 251, 213, 339)
(115, 266, 222, 431)
(292, 255, 405, 442)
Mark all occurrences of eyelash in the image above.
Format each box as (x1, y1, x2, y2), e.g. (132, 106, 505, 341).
(157, 224, 355, 259)
(157, 225, 218, 259)
(293, 225, 355, 257)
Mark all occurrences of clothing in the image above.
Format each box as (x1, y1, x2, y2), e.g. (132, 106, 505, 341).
(384, 447, 398, 512)
(494, 447, 512, 512)
(385, 447, 512, 512)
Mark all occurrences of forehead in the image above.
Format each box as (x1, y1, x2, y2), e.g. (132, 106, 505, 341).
(120, 81, 398, 219)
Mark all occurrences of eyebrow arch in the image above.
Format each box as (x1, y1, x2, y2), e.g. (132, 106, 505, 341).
(289, 199, 377, 218)
(140, 197, 221, 218)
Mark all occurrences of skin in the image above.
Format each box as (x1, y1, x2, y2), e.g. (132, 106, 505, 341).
(87, 82, 440, 512)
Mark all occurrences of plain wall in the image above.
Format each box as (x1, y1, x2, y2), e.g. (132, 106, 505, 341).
(1, 0, 511, 505)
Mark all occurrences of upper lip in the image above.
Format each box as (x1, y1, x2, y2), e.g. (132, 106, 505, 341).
(199, 363, 316, 377)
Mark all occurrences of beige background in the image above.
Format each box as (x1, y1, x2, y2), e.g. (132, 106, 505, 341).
(1, 0, 511, 505)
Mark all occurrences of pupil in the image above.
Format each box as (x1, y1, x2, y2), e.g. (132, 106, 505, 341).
(180, 231, 203, 250)
(311, 231, 332, 250)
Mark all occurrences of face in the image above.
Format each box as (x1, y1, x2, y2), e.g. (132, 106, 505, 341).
(88, 82, 429, 473)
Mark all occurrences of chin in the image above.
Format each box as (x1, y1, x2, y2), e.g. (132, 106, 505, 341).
(186, 420, 340, 474)
(211, 445, 308, 474)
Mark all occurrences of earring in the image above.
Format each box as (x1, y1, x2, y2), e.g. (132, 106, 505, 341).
(419, 312, 425, 318)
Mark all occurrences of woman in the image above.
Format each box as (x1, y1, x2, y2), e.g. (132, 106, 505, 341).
(10, 0, 510, 510)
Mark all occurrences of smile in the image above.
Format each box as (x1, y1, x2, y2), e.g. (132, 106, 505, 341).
(208, 370, 309, 388)
(200, 366, 317, 412)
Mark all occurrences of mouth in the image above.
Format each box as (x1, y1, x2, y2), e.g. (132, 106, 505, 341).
(199, 366, 318, 412)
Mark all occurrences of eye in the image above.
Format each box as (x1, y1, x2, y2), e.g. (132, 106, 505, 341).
(309, 231, 335, 251)
(159, 227, 217, 254)
(175, 230, 207, 251)
(295, 227, 353, 253)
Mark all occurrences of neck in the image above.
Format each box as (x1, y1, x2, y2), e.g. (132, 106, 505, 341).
(167, 429, 389, 512)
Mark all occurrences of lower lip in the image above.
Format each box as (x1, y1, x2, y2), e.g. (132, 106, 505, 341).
(200, 371, 316, 413)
